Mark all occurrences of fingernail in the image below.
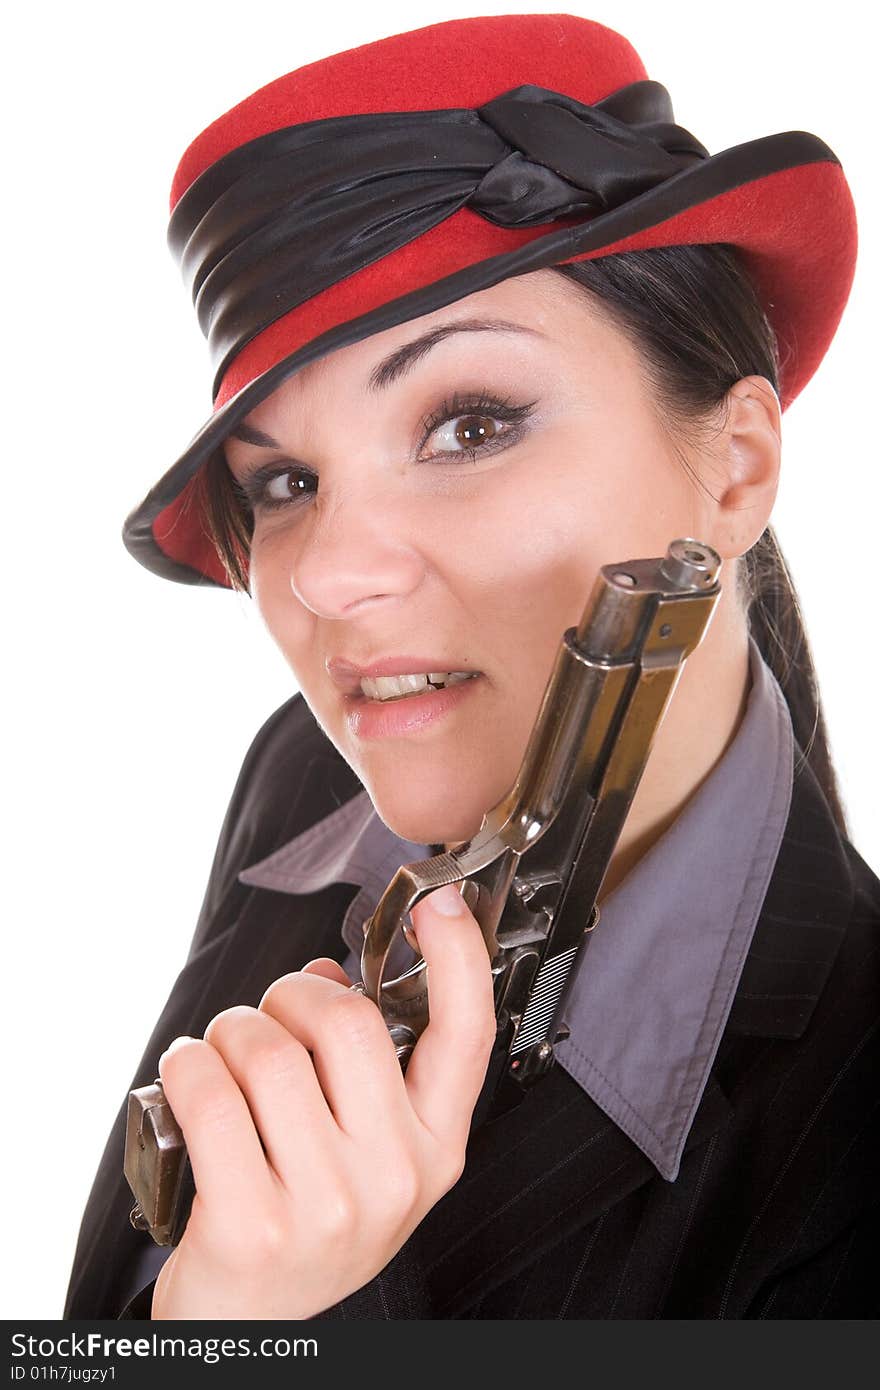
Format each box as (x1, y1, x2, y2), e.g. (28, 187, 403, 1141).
(159, 1036, 195, 1064)
(429, 883, 467, 916)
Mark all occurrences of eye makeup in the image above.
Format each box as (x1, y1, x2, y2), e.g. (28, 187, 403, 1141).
(230, 459, 317, 512)
(419, 389, 538, 460)
(229, 385, 540, 513)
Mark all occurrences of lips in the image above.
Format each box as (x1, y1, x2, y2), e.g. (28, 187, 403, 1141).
(327, 654, 481, 697)
(345, 668, 484, 739)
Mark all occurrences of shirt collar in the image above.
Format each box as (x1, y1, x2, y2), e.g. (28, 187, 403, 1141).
(238, 636, 793, 1181)
(552, 634, 793, 1178)
(238, 779, 428, 961)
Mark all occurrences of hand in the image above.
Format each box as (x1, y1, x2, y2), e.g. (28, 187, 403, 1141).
(150, 883, 495, 1319)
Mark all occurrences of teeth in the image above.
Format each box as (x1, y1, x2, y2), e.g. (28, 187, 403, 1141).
(360, 671, 476, 701)
(375, 674, 427, 699)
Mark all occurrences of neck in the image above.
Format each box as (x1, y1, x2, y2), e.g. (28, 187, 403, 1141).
(597, 591, 752, 902)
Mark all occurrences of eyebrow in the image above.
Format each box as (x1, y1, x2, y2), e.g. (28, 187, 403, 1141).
(227, 318, 544, 448)
(228, 421, 281, 447)
(367, 316, 545, 391)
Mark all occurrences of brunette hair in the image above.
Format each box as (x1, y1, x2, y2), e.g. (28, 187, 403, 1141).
(198, 244, 849, 837)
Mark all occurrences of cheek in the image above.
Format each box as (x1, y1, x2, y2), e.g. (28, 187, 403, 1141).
(247, 537, 315, 666)
(463, 425, 695, 655)
(529, 419, 696, 561)
(452, 447, 610, 608)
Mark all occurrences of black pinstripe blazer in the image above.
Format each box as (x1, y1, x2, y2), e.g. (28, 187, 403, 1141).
(64, 693, 880, 1319)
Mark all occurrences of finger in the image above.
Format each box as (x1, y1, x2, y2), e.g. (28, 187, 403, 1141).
(258, 971, 411, 1137)
(403, 884, 496, 1144)
(157, 1036, 276, 1220)
(203, 1005, 339, 1192)
(300, 957, 353, 986)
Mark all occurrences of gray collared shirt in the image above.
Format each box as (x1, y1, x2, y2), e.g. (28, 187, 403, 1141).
(240, 635, 793, 1181)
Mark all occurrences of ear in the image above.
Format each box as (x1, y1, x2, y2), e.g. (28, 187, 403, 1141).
(692, 376, 782, 561)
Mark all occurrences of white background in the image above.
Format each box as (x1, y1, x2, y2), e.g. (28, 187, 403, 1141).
(4, 1, 875, 1319)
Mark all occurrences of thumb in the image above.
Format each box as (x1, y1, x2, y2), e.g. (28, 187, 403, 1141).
(403, 882, 496, 1140)
(300, 956, 353, 986)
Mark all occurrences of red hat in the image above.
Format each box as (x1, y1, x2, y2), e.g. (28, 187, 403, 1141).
(123, 12, 857, 588)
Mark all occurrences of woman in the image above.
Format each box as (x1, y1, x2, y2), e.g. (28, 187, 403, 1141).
(64, 13, 878, 1319)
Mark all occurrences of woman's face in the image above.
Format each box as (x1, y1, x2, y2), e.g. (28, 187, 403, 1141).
(225, 269, 719, 847)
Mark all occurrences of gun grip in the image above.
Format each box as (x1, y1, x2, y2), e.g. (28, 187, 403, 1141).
(124, 1080, 194, 1246)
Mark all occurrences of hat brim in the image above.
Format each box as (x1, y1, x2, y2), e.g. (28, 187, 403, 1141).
(124, 131, 856, 587)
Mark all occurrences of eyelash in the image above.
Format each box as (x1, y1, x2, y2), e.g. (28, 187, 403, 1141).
(231, 389, 538, 514)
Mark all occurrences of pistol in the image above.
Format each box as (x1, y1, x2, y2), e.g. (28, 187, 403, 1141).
(126, 538, 722, 1244)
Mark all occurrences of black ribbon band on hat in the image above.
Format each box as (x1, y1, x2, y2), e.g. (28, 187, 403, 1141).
(168, 81, 708, 394)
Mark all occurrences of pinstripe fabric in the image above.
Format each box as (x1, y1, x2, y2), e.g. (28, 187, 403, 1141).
(64, 692, 879, 1320)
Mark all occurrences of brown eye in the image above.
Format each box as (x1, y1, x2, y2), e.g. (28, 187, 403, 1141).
(420, 392, 538, 461)
(265, 470, 313, 502)
(454, 415, 498, 447)
(429, 413, 503, 454)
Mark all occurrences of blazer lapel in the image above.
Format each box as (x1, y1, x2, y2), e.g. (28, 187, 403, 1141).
(726, 752, 854, 1039)
(415, 1056, 731, 1317)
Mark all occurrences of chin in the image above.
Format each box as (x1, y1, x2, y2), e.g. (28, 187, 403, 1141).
(372, 796, 488, 851)
(365, 736, 530, 847)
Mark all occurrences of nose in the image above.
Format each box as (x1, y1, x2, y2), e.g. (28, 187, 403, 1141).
(287, 492, 427, 618)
